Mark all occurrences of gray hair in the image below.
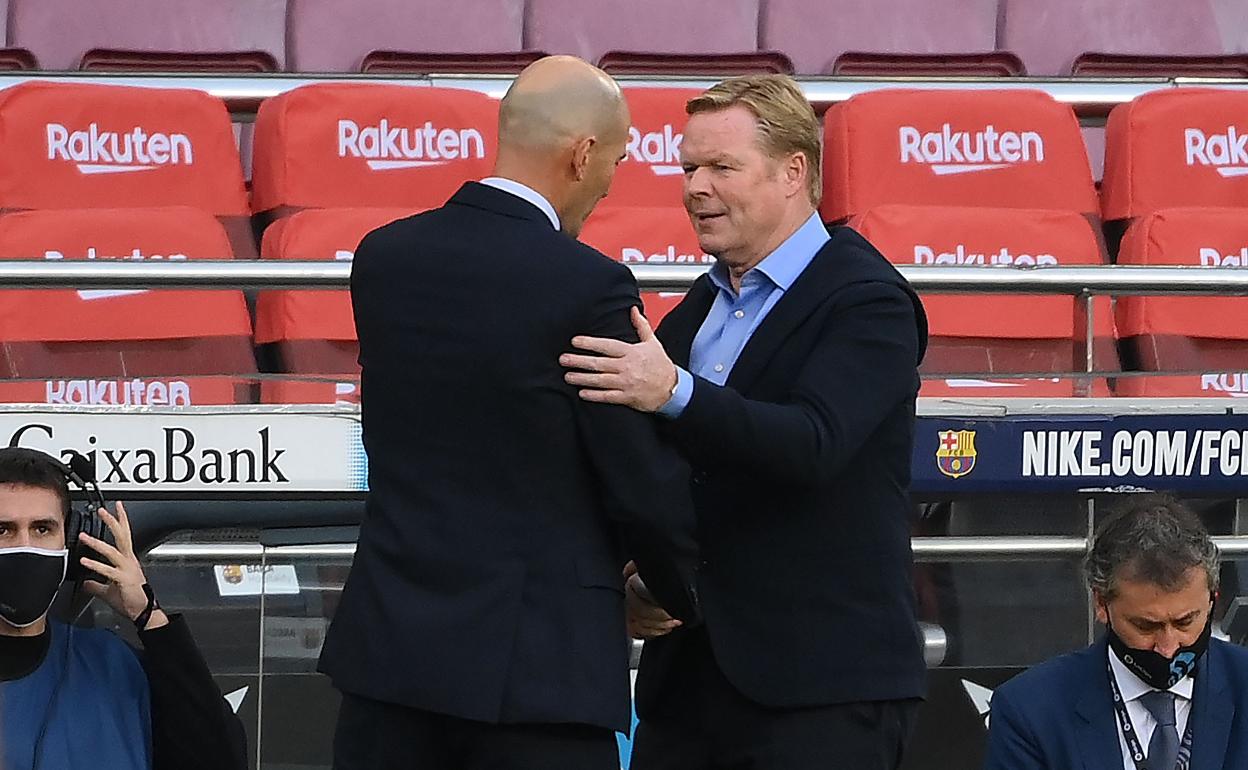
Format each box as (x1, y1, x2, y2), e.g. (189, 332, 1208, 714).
(1085, 495, 1220, 601)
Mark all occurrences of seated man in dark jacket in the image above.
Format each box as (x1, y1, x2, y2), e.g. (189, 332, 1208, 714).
(0, 446, 247, 770)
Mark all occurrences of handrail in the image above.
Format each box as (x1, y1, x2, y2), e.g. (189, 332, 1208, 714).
(143, 534, 1248, 561)
(2, 261, 1248, 294)
(0, 71, 1211, 117)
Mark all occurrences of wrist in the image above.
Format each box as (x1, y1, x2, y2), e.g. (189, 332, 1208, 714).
(131, 583, 162, 631)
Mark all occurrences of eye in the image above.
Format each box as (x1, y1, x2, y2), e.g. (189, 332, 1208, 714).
(682, 164, 697, 175)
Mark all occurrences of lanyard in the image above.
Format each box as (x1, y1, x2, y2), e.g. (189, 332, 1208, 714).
(1107, 663, 1194, 770)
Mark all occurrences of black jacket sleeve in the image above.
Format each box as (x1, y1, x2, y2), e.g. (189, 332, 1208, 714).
(669, 281, 920, 487)
(139, 614, 248, 770)
(573, 262, 700, 622)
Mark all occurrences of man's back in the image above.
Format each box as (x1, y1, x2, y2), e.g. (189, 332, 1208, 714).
(318, 182, 697, 732)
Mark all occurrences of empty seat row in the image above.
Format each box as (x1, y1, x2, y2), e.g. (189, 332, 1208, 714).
(4, 80, 1245, 227)
(0, 82, 1246, 403)
(0, 0, 1244, 75)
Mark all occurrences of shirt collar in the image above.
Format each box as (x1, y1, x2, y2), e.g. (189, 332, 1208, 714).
(1108, 646, 1195, 703)
(707, 212, 829, 295)
(479, 177, 561, 230)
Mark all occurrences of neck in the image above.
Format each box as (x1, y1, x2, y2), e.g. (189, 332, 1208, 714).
(488, 160, 567, 221)
(0, 614, 46, 638)
(725, 205, 816, 292)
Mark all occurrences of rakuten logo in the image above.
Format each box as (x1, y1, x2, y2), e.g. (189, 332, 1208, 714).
(337, 120, 485, 170)
(620, 245, 713, 264)
(1202, 373, 1248, 397)
(626, 125, 682, 176)
(1184, 128, 1248, 177)
(914, 244, 1057, 266)
(43, 246, 187, 300)
(46, 378, 192, 406)
(899, 124, 1044, 175)
(47, 123, 193, 174)
(1200, 247, 1248, 266)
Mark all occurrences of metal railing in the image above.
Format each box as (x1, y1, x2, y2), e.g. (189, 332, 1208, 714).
(3, 260, 1248, 293)
(0, 71, 1239, 117)
(143, 535, 1248, 562)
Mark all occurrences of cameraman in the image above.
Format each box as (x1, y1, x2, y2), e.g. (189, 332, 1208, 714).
(0, 447, 247, 770)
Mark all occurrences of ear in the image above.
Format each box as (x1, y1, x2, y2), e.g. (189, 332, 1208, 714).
(1093, 591, 1110, 625)
(783, 151, 809, 199)
(571, 136, 597, 182)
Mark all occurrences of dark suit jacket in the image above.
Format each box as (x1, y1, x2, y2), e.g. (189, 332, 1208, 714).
(635, 226, 929, 715)
(985, 637, 1248, 770)
(318, 182, 699, 732)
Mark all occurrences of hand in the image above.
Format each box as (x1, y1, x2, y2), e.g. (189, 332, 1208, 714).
(561, 307, 677, 413)
(78, 502, 169, 631)
(625, 571, 681, 640)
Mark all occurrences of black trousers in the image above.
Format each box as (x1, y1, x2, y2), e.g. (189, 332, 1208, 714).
(631, 630, 920, 770)
(332, 691, 620, 770)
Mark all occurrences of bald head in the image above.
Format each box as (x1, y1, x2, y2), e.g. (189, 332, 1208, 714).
(498, 55, 629, 155)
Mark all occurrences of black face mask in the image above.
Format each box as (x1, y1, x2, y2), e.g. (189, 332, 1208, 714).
(0, 547, 67, 628)
(1105, 600, 1213, 690)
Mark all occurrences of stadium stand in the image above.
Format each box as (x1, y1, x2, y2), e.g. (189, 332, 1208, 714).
(8, 0, 286, 71)
(1, 7, 1247, 770)
(0, 207, 254, 400)
(286, 0, 528, 73)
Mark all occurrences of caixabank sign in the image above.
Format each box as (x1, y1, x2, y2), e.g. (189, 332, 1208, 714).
(0, 407, 366, 491)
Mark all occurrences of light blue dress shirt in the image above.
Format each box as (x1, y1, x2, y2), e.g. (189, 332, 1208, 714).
(658, 213, 830, 418)
(479, 177, 561, 230)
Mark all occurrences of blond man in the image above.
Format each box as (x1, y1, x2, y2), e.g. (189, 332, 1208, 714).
(562, 74, 929, 769)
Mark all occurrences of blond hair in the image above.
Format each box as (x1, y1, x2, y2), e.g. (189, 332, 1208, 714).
(686, 74, 822, 206)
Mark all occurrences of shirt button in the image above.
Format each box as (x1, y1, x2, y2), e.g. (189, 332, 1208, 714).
(734, 310, 745, 319)
(714, 363, 725, 373)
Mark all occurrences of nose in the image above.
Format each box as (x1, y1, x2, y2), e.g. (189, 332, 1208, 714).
(684, 167, 712, 198)
(1154, 629, 1182, 658)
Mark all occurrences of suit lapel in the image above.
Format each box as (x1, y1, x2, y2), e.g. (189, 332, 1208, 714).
(724, 247, 831, 394)
(1189, 641, 1233, 770)
(1073, 641, 1125, 770)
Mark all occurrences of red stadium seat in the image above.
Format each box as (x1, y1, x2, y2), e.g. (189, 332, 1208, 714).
(821, 89, 1099, 222)
(1102, 89, 1248, 222)
(580, 206, 710, 327)
(760, 0, 1002, 75)
(1114, 207, 1248, 396)
(287, 0, 526, 72)
(8, 0, 285, 71)
(0, 207, 255, 392)
(599, 88, 700, 211)
(251, 84, 497, 215)
(0, 82, 254, 256)
(852, 205, 1117, 376)
(999, 0, 1226, 76)
(525, 0, 762, 72)
(255, 207, 421, 375)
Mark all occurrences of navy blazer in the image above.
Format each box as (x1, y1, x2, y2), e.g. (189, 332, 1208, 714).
(636, 225, 930, 714)
(985, 637, 1248, 770)
(319, 182, 699, 733)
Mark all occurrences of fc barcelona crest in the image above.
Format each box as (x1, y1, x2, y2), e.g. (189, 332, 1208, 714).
(936, 430, 977, 479)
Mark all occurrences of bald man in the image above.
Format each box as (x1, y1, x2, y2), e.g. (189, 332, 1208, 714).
(318, 56, 701, 770)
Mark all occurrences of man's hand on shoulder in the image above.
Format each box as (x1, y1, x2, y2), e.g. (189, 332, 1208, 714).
(561, 307, 677, 413)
